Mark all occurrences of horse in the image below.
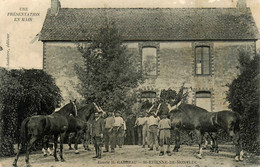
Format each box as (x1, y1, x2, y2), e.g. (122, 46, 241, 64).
(66, 115, 90, 154)
(67, 103, 96, 152)
(167, 102, 243, 161)
(13, 100, 78, 167)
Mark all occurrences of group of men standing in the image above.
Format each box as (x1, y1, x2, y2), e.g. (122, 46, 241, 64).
(135, 110, 172, 156)
(91, 110, 126, 159)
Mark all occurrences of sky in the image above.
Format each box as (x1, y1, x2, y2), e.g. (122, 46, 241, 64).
(0, 0, 260, 69)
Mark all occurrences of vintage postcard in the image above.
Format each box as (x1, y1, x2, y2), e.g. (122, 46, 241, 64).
(0, 0, 259, 167)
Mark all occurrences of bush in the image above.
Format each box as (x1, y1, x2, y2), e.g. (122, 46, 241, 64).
(0, 68, 62, 157)
(226, 52, 260, 155)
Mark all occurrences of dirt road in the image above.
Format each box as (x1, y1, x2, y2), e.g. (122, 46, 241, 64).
(0, 145, 259, 167)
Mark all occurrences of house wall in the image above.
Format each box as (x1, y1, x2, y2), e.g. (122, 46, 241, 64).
(43, 41, 256, 110)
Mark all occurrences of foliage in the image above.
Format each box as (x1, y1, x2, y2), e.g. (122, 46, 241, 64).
(75, 21, 142, 114)
(226, 51, 260, 154)
(0, 68, 62, 156)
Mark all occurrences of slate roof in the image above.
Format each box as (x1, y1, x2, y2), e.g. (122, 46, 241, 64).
(39, 8, 259, 41)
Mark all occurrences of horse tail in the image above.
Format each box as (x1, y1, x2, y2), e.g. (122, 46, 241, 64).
(19, 117, 30, 145)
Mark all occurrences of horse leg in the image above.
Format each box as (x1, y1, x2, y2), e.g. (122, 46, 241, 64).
(68, 133, 73, 150)
(194, 130, 203, 159)
(13, 142, 22, 167)
(25, 136, 37, 167)
(209, 132, 219, 153)
(74, 131, 83, 154)
(173, 129, 180, 152)
(59, 132, 66, 162)
(53, 134, 59, 161)
(42, 135, 48, 156)
(231, 130, 243, 161)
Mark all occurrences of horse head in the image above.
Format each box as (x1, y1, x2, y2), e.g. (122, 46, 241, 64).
(56, 100, 78, 117)
(70, 99, 78, 116)
(166, 100, 182, 113)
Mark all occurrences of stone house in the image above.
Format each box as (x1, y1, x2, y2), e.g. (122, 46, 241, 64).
(39, 0, 259, 112)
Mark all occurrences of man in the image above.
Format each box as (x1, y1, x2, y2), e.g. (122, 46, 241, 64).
(83, 122, 92, 151)
(147, 111, 160, 151)
(113, 111, 124, 148)
(103, 111, 115, 153)
(92, 111, 104, 159)
(158, 114, 171, 156)
(135, 113, 145, 146)
(142, 112, 149, 148)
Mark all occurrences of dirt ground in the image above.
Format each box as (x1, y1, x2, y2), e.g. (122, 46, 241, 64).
(0, 144, 259, 167)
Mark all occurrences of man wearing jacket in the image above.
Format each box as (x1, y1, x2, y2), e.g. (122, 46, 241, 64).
(92, 111, 104, 159)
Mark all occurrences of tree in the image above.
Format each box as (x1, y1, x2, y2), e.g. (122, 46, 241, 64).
(76, 21, 142, 114)
(226, 51, 260, 154)
(0, 68, 62, 156)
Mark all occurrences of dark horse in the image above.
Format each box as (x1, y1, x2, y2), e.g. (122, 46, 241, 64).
(13, 100, 78, 167)
(67, 103, 96, 152)
(167, 103, 243, 161)
(66, 115, 90, 154)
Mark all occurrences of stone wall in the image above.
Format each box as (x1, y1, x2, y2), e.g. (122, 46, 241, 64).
(43, 41, 256, 110)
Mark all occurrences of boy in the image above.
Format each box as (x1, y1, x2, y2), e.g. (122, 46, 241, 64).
(158, 114, 171, 156)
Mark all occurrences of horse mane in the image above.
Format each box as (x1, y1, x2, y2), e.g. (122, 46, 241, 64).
(55, 102, 74, 116)
(77, 103, 95, 121)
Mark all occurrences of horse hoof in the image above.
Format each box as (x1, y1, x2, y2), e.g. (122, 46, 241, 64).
(75, 151, 80, 154)
(12, 163, 17, 167)
(55, 158, 59, 162)
(195, 154, 203, 159)
(61, 159, 66, 162)
(43, 154, 47, 157)
(235, 156, 239, 162)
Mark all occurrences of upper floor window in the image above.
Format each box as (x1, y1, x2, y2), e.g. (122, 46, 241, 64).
(195, 46, 210, 75)
(142, 47, 157, 76)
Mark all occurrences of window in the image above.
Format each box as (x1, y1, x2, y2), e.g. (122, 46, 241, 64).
(195, 46, 210, 75)
(142, 47, 157, 76)
(141, 91, 156, 102)
(195, 91, 212, 112)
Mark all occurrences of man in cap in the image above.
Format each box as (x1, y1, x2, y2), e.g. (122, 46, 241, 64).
(103, 111, 115, 153)
(113, 111, 124, 148)
(92, 111, 104, 159)
(147, 111, 160, 151)
(158, 114, 171, 156)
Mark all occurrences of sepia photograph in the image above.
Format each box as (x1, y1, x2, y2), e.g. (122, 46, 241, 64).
(0, 0, 259, 166)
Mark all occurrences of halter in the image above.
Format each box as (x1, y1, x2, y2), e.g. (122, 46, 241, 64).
(71, 101, 78, 116)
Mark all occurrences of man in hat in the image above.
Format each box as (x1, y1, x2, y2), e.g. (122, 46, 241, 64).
(158, 114, 171, 156)
(113, 111, 124, 148)
(147, 111, 160, 151)
(103, 111, 115, 153)
(92, 111, 104, 159)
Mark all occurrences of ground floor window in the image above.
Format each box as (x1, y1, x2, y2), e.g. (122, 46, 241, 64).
(140, 91, 156, 102)
(195, 91, 212, 112)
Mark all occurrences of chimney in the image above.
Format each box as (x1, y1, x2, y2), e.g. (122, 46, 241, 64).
(236, 0, 247, 11)
(50, 0, 61, 16)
